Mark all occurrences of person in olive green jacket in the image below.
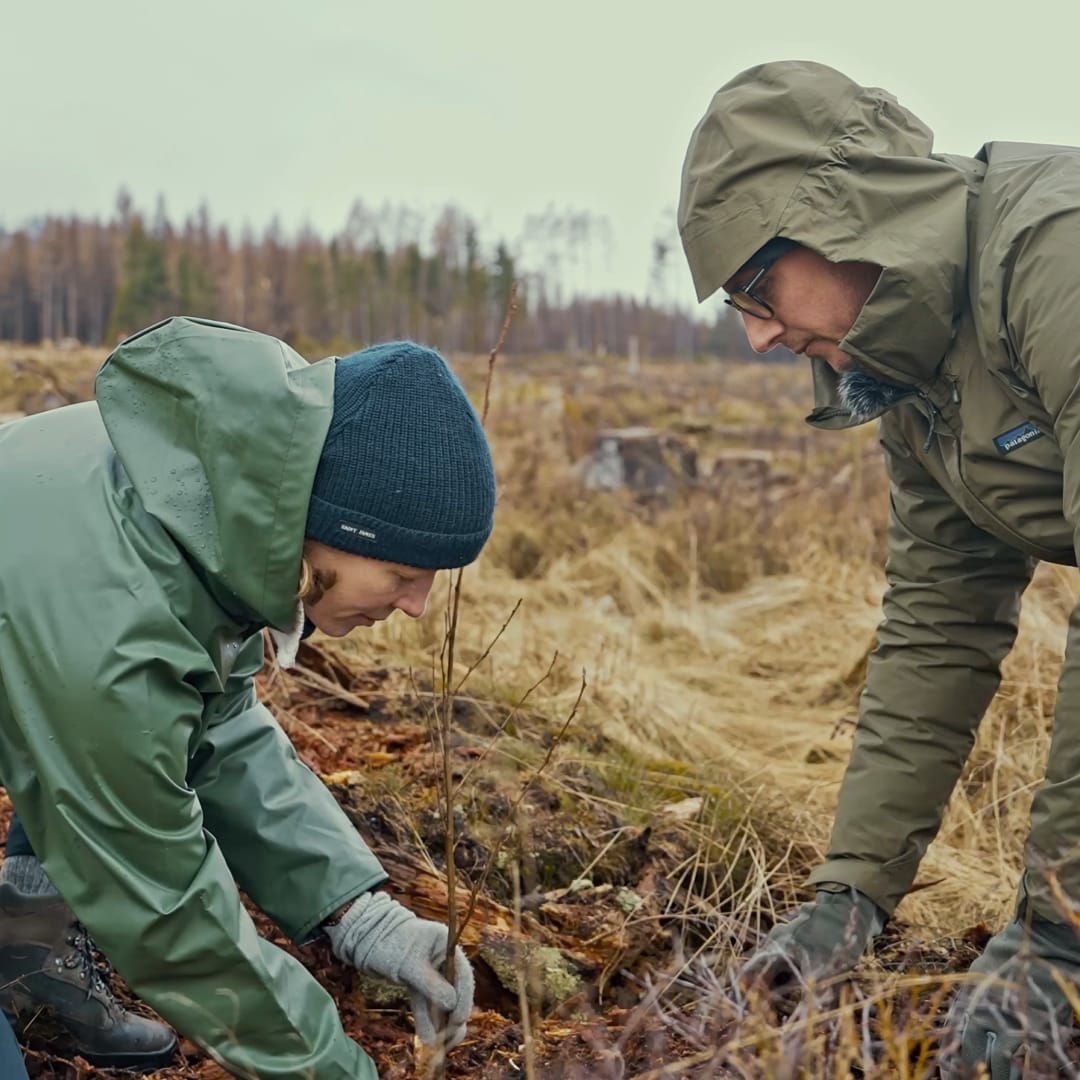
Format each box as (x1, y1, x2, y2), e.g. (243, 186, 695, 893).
(0, 317, 493, 1078)
(680, 60, 1080, 1078)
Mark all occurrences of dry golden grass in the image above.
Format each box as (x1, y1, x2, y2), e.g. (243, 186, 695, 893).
(392, 351, 1075, 937)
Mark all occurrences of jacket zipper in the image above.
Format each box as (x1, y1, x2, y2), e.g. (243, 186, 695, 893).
(933, 380, 1065, 562)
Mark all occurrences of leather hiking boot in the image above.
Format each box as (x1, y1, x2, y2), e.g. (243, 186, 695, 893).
(0, 883, 177, 1071)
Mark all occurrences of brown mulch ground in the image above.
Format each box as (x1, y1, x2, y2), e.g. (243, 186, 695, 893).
(4, 644, 703, 1079)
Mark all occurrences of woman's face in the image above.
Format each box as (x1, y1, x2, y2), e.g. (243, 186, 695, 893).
(301, 540, 437, 637)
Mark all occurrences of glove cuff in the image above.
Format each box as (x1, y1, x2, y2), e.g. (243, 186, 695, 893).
(326, 890, 417, 970)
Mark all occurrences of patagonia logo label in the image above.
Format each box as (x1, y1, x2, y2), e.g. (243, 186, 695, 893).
(994, 421, 1043, 455)
(338, 521, 377, 541)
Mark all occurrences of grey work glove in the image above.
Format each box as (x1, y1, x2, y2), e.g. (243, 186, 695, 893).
(737, 882, 886, 998)
(940, 911, 1080, 1079)
(326, 891, 474, 1050)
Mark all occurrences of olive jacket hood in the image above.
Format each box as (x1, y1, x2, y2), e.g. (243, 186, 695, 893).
(680, 59, 978, 425)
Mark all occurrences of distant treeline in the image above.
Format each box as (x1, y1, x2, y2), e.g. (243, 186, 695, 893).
(0, 192, 764, 360)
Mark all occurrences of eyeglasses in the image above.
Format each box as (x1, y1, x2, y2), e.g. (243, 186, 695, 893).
(723, 238, 798, 321)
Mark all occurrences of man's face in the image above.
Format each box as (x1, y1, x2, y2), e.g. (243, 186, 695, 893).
(302, 540, 437, 637)
(724, 246, 881, 373)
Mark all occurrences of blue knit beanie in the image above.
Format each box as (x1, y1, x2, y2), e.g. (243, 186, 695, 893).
(306, 341, 496, 569)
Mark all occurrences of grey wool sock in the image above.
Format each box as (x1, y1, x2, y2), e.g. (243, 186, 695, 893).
(0, 855, 59, 897)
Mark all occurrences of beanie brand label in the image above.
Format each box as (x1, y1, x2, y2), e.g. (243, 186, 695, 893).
(338, 521, 377, 541)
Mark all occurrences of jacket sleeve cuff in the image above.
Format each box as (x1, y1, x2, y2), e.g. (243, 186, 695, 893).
(293, 869, 389, 945)
(808, 852, 921, 917)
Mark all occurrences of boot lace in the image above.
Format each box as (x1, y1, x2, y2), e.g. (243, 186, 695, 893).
(61, 922, 117, 1005)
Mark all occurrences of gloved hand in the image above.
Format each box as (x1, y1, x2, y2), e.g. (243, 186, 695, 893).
(326, 891, 474, 1049)
(939, 910, 1080, 1079)
(737, 882, 886, 997)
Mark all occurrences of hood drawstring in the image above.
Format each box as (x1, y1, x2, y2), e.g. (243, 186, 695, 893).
(917, 380, 960, 451)
(918, 391, 939, 452)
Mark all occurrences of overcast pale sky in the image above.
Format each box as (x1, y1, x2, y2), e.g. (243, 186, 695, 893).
(3, 0, 1079, 307)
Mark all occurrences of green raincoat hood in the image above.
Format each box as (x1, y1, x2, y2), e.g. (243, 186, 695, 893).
(679, 60, 983, 427)
(95, 316, 335, 630)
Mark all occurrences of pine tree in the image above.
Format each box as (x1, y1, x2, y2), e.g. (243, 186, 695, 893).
(106, 217, 174, 341)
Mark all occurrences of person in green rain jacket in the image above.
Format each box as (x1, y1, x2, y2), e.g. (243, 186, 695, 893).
(680, 61, 1080, 1077)
(0, 317, 494, 1078)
